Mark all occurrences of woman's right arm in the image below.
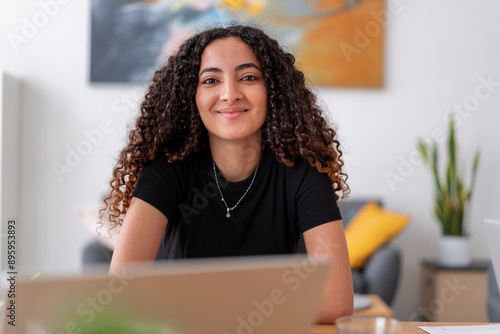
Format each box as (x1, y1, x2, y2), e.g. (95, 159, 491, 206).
(109, 197, 168, 273)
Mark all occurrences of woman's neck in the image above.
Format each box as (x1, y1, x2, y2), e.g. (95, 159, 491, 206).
(209, 132, 264, 182)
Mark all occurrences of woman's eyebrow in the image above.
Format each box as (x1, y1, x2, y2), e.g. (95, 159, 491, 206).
(199, 63, 261, 76)
(199, 67, 221, 76)
(235, 62, 261, 72)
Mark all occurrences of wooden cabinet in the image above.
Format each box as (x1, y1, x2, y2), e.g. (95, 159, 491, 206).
(420, 260, 489, 322)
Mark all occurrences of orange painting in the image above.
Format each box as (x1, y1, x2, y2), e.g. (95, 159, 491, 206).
(296, 1, 384, 87)
(223, 0, 385, 87)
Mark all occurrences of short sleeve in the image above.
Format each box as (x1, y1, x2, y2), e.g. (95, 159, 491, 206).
(296, 166, 342, 232)
(132, 155, 182, 221)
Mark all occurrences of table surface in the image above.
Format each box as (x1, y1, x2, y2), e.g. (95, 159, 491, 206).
(310, 322, 497, 333)
(353, 294, 393, 318)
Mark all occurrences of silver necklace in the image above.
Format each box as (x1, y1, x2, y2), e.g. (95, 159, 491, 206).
(212, 160, 260, 218)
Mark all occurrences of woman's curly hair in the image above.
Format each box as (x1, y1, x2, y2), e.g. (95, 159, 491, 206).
(100, 24, 349, 230)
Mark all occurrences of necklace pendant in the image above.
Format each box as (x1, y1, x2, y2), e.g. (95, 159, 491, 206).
(213, 160, 259, 220)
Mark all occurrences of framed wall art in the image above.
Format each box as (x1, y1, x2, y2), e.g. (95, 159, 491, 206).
(90, 0, 384, 87)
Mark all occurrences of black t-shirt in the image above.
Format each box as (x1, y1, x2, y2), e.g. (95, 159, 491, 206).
(132, 146, 341, 260)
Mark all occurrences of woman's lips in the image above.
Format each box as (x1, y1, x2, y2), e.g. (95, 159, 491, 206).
(218, 107, 248, 119)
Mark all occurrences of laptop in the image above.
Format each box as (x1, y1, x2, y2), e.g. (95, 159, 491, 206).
(6, 255, 331, 334)
(484, 219, 500, 289)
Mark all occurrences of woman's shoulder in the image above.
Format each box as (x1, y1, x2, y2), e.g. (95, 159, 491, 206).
(265, 148, 313, 173)
(265, 148, 328, 188)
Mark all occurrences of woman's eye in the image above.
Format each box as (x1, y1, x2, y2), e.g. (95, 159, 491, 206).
(201, 78, 217, 84)
(242, 75, 257, 81)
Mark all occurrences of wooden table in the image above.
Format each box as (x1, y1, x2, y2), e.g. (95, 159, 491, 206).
(353, 294, 393, 318)
(310, 322, 497, 333)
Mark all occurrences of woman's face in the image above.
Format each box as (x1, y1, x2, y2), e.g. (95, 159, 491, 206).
(195, 37, 267, 144)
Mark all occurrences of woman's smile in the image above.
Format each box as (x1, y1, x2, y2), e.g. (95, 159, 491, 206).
(218, 107, 248, 119)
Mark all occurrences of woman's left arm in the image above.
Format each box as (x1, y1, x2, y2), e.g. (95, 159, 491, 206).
(303, 219, 353, 324)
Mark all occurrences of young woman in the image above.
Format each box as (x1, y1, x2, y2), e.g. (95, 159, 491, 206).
(100, 24, 353, 323)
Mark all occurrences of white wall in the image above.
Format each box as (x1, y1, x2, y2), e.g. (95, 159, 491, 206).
(0, 0, 499, 320)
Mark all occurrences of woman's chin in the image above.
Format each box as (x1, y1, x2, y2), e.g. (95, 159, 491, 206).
(209, 130, 262, 143)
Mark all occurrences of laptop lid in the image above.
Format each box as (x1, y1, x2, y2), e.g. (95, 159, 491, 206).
(8, 255, 331, 334)
(484, 219, 500, 289)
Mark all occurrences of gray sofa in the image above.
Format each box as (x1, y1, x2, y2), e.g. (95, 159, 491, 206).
(487, 262, 500, 321)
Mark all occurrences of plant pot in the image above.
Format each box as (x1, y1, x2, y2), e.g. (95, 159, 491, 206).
(439, 235, 471, 267)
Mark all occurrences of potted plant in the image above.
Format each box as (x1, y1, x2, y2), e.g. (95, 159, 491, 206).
(417, 117, 480, 267)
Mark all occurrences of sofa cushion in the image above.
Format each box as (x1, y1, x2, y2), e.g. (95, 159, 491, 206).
(345, 201, 409, 269)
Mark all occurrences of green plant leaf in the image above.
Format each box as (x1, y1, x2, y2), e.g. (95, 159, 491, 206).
(468, 149, 481, 200)
(417, 140, 430, 166)
(431, 142, 442, 197)
(448, 117, 457, 182)
(416, 117, 480, 236)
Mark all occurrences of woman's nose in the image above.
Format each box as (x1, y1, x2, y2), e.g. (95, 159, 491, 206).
(219, 79, 243, 103)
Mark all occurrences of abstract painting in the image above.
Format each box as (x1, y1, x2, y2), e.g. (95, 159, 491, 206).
(90, 0, 384, 87)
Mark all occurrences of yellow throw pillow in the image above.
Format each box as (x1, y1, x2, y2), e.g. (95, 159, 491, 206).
(344, 201, 409, 269)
